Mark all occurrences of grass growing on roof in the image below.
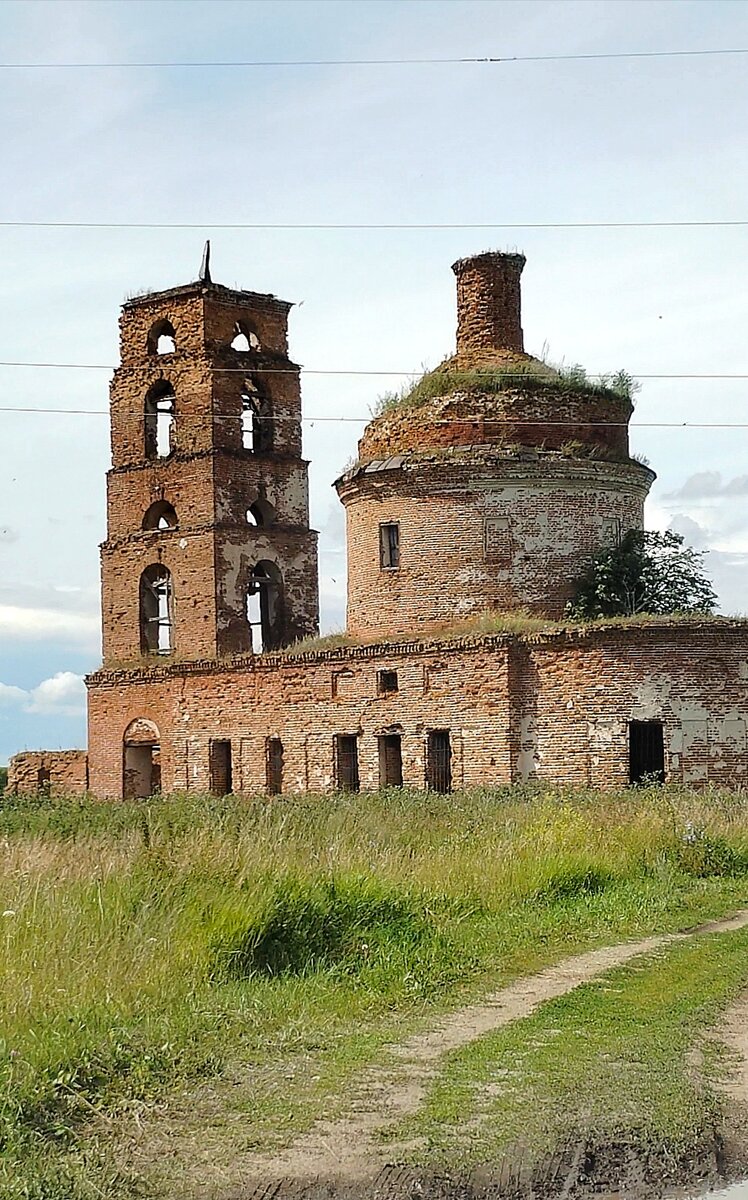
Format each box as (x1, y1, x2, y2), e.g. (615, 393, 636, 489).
(2, 786, 748, 1196)
(374, 362, 639, 416)
(276, 610, 736, 658)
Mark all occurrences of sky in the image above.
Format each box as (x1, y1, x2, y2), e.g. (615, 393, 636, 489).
(1, 0, 748, 763)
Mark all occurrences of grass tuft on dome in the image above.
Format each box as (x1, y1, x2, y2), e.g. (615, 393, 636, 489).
(374, 361, 639, 417)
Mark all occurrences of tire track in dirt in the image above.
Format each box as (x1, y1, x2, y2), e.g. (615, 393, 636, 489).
(230, 909, 748, 1188)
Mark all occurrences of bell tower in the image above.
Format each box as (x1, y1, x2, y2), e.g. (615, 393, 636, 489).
(100, 255, 320, 665)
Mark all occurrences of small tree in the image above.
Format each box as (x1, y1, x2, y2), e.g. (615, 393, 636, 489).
(569, 528, 717, 619)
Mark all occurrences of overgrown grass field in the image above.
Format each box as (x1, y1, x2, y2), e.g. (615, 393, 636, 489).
(2, 786, 748, 1197)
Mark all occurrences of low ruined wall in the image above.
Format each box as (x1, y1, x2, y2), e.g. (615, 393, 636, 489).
(85, 620, 748, 799)
(6, 750, 89, 797)
(87, 640, 514, 799)
(513, 622, 748, 790)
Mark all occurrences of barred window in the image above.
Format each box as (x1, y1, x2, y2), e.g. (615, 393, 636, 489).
(379, 523, 400, 569)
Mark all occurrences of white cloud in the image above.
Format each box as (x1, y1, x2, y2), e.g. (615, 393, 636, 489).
(0, 683, 27, 707)
(0, 605, 99, 646)
(0, 673, 87, 718)
(25, 672, 87, 717)
(664, 472, 748, 501)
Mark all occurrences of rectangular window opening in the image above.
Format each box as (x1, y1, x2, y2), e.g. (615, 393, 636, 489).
(378, 734, 403, 788)
(377, 669, 399, 696)
(123, 743, 160, 800)
(426, 729, 452, 794)
(335, 734, 360, 792)
(379, 523, 400, 570)
(209, 739, 233, 796)
(628, 720, 665, 785)
(266, 737, 284, 796)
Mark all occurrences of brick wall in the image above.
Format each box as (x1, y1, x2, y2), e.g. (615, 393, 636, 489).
(357, 383, 634, 461)
(85, 620, 748, 799)
(6, 750, 88, 797)
(515, 623, 748, 789)
(87, 640, 514, 798)
(452, 252, 526, 355)
(338, 455, 651, 632)
(102, 278, 319, 667)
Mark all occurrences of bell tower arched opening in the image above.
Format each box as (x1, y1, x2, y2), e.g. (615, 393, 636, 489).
(144, 381, 175, 460)
(146, 318, 176, 356)
(241, 379, 272, 453)
(139, 564, 173, 654)
(246, 561, 284, 652)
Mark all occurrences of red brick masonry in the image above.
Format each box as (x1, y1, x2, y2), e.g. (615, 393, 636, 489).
(78, 621, 748, 797)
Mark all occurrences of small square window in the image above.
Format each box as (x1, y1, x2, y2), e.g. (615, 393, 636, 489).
(378, 669, 398, 695)
(601, 517, 622, 547)
(379, 522, 400, 569)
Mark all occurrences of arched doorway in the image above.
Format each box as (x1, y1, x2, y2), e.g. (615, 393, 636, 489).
(123, 718, 161, 799)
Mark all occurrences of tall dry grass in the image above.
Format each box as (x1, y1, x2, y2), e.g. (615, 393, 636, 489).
(2, 785, 748, 1196)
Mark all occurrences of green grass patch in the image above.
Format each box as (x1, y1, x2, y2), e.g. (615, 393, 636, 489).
(1, 786, 748, 1196)
(391, 926, 748, 1168)
(209, 872, 453, 979)
(375, 361, 639, 416)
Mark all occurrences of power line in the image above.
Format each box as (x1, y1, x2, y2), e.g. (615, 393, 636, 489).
(1, 361, 748, 380)
(1, 406, 748, 431)
(2, 219, 748, 230)
(1, 48, 747, 68)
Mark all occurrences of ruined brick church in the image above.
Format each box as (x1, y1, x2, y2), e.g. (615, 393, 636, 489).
(9, 252, 748, 797)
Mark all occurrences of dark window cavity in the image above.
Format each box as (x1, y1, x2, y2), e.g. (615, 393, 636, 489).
(426, 730, 452, 793)
(334, 734, 360, 792)
(209, 739, 233, 795)
(266, 737, 284, 795)
(629, 721, 665, 785)
(379, 522, 400, 569)
(377, 669, 398, 695)
(139, 564, 173, 654)
(378, 734, 403, 788)
(144, 380, 176, 460)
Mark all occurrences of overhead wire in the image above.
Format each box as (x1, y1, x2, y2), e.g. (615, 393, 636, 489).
(2, 219, 748, 230)
(1, 48, 747, 68)
(1, 364, 748, 428)
(2, 407, 748, 431)
(1, 361, 748, 379)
